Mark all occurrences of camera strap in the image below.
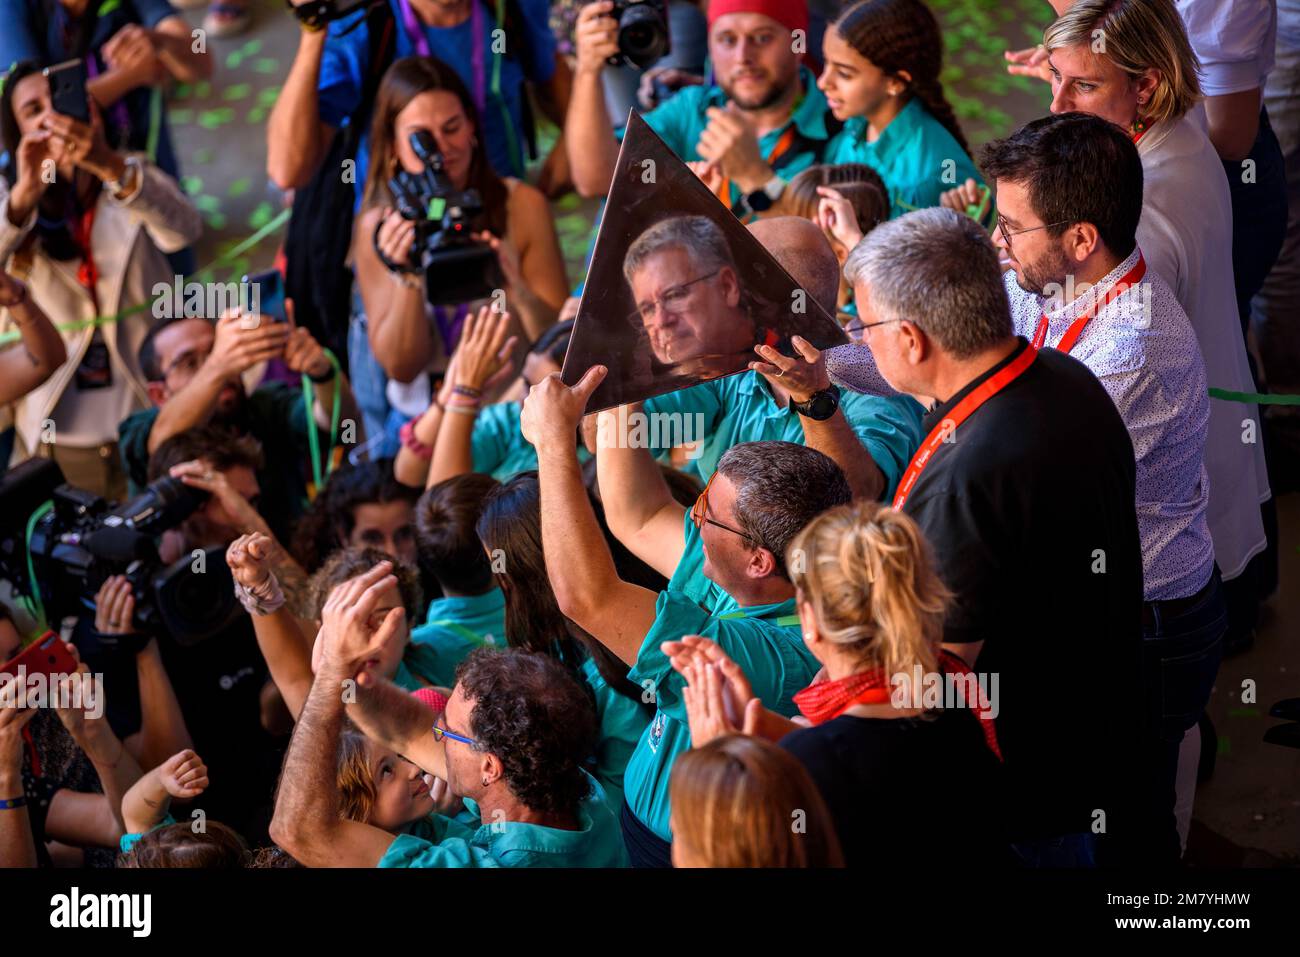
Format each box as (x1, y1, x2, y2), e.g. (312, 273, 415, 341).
(301, 348, 343, 498)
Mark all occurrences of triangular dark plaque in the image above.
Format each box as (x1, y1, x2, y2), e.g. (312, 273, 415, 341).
(562, 110, 846, 412)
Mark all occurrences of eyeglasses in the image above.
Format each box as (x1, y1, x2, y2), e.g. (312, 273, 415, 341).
(629, 270, 721, 325)
(690, 472, 754, 542)
(843, 317, 901, 343)
(995, 213, 1070, 249)
(431, 719, 479, 748)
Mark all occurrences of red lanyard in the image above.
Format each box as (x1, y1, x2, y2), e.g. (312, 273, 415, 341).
(1031, 254, 1147, 355)
(892, 344, 1038, 510)
(70, 204, 101, 315)
(715, 124, 798, 204)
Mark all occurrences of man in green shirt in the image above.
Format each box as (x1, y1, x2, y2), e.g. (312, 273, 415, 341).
(271, 585, 627, 868)
(567, 0, 832, 217)
(521, 366, 851, 866)
(120, 312, 361, 540)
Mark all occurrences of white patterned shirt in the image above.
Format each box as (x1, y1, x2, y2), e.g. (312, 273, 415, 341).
(1003, 248, 1214, 601)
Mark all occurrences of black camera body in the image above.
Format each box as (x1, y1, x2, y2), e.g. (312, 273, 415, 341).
(0, 458, 241, 649)
(384, 130, 504, 306)
(608, 0, 671, 71)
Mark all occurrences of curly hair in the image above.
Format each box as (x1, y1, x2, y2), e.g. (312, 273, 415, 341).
(290, 459, 419, 573)
(455, 648, 597, 817)
(336, 727, 379, 823)
(307, 546, 424, 624)
(116, 820, 251, 868)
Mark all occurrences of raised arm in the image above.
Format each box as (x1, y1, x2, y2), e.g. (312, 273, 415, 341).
(270, 564, 426, 866)
(0, 696, 38, 868)
(522, 368, 661, 665)
(355, 207, 438, 382)
(594, 403, 687, 579)
(0, 273, 66, 406)
(227, 534, 316, 720)
(566, 2, 623, 198)
(120, 749, 208, 836)
(92, 576, 193, 771)
(266, 21, 337, 189)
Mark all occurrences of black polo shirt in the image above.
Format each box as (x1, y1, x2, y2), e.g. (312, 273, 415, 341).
(902, 338, 1144, 844)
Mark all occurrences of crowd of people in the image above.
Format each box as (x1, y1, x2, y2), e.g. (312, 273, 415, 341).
(0, 0, 1294, 869)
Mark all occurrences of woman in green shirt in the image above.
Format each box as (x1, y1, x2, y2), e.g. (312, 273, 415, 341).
(476, 473, 654, 812)
(817, 0, 985, 221)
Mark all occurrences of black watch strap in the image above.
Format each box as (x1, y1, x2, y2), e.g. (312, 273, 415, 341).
(792, 385, 841, 420)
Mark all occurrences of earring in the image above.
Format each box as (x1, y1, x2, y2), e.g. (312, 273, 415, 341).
(481, 777, 490, 787)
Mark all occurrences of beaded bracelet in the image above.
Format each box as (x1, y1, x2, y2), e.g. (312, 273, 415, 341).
(0, 796, 27, 810)
(451, 384, 482, 399)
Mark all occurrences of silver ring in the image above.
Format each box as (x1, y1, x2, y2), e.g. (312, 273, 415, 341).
(775, 369, 785, 378)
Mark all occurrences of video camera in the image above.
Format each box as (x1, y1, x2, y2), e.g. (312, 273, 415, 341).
(285, 0, 385, 34)
(0, 458, 242, 649)
(608, 0, 670, 71)
(378, 130, 504, 306)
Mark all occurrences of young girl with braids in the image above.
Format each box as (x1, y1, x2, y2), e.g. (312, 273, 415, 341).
(665, 501, 1009, 866)
(817, 0, 985, 220)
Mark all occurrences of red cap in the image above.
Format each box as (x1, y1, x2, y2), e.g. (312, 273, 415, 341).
(410, 687, 449, 715)
(707, 0, 809, 37)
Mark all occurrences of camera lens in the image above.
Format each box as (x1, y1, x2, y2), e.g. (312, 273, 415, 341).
(619, 6, 668, 66)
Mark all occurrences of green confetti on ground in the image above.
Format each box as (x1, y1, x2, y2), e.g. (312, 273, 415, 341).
(195, 81, 212, 99)
(227, 178, 252, 198)
(223, 83, 252, 102)
(248, 202, 275, 230)
(168, 108, 195, 126)
(239, 39, 263, 57)
(256, 86, 282, 106)
(195, 194, 222, 213)
(198, 108, 237, 130)
(246, 106, 268, 124)
(173, 83, 193, 101)
(226, 51, 245, 70)
(192, 148, 214, 165)
(253, 58, 280, 75)
(204, 212, 229, 231)
(180, 175, 204, 196)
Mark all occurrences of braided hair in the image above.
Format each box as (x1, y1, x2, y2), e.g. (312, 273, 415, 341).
(834, 0, 970, 155)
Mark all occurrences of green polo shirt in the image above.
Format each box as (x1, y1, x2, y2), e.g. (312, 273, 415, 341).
(643, 369, 923, 499)
(621, 520, 821, 841)
(406, 588, 507, 688)
(378, 772, 628, 867)
(621, 67, 832, 212)
(471, 401, 590, 481)
(824, 97, 982, 220)
(580, 656, 651, 815)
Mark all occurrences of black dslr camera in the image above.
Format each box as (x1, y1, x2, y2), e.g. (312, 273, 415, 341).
(0, 458, 241, 649)
(378, 130, 504, 306)
(607, 0, 671, 71)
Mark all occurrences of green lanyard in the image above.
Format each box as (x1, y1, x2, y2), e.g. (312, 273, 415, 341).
(718, 610, 801, 628)
(430, 619, 494, 646)
(301, 349, 343, 495)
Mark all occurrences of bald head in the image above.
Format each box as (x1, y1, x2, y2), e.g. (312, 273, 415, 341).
(747, 216, 841, 315)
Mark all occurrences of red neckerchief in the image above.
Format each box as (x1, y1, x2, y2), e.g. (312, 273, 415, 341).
(793, 651, 1002, 760)
(69, 203, 101, 315)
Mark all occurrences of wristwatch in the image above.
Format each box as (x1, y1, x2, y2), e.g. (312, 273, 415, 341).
(791, 385, 840, 421)
(732, 174, 786, 218)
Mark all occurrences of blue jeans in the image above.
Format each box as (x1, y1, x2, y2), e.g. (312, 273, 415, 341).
(347, 289, 401, 461)
(1137, 569, 1227, 864)
(1012, 832, 1097, 868)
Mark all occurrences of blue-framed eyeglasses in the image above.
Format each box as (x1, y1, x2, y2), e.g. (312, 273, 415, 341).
(431, 719, 479, 748)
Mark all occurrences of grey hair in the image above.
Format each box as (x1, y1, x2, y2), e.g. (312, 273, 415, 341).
(623, 215, 737, 286)
(843, 207, 1012, 359)
(715, 441, 852, 580)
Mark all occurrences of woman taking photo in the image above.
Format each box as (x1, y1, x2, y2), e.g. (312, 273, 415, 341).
(351, 55, 568, 450)
(816, 0, 983, 220)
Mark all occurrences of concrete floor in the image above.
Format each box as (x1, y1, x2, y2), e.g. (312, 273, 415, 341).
(171, 1, 1298, 865)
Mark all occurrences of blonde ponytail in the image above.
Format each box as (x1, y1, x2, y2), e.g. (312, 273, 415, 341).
(787, 501, 949, 680)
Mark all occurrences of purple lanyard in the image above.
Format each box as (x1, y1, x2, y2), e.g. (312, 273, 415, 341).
(433, 303, 471, 352)
(396, 0, 488, 118)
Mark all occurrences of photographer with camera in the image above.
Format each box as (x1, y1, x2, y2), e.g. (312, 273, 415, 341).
(80, 427, 297, 845)
(119, 309, 361, 543)
(568, 0, 833, 219)
(352, 56, 568, 451)
(1, 60, 202, 500)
